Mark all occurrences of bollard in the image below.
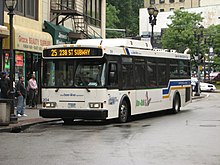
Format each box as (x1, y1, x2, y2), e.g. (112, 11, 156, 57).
(0, 99, 11, 126)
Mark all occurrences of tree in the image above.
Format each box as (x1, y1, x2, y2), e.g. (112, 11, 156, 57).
(107, 0, 144, 37)
(106, 3, 121, 38)
(161, 10, 203, 53)
(206, 25, 220, 71)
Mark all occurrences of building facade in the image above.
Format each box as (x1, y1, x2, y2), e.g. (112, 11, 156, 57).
(3, 0, 52, 85)
(1, 0, 106, 101)
(144, 0, 220, 12)
(144, 0, 200, 12)
(140, 1, 220, 48)
(140, 4, 220, 36)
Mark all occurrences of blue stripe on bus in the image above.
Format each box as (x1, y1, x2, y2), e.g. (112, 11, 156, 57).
(162, 80, 191, 95)
(125, 48, 130, 55)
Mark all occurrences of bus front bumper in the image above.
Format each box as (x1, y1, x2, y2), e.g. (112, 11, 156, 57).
(39, 109, 108, 120)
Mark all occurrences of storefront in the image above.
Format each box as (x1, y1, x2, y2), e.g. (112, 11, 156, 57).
(2, 25, 52, 98)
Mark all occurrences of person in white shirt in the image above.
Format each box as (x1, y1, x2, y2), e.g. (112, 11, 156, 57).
(27, 74, 38, 108)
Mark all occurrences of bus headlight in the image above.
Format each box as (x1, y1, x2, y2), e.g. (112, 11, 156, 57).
(89, 102, 103, 108)
(43, 102, 57, 108)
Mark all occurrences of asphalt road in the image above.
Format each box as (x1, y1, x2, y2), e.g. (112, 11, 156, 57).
(0, 92, 220, 165)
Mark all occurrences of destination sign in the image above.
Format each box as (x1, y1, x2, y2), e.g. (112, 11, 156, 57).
(43, 47, 103, 57)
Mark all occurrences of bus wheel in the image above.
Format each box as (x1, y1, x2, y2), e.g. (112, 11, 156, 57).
(171, 94, 180, 114)
(118, 100, 129, 123)
(63, 118, 74, 125)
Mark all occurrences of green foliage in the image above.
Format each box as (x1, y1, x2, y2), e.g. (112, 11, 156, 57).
(206, 25, 220, 56)
(203, 25, 220, 72)
(106, 3, 121, 38)
(106, 0, 144, 37)
(106, 3, 119, 29)
(162, 10, 203, 53)
(213, 56, 220, 71)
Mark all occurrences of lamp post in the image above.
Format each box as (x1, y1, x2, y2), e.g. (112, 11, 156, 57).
(5, 0, 17, 116)
(194, 24, 204, 96)
(147, 7, 159, 47)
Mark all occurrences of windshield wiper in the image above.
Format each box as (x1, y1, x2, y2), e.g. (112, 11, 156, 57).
(79, 75, 90, 92)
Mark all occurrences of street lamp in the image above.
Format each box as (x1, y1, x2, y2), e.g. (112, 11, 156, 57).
(147, 7, 159, 47)
(5, 0, 17, 116)
(194, 24, 204, 96)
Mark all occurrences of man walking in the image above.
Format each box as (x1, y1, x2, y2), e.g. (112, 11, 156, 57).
(16, 76, 27, 117)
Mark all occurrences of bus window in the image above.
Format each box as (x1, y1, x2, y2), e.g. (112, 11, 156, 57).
(179, 60, 190, 78)
(158, 59, 167, 87)
(170, 59, 179, 78)
(74, 62, 105, 87)
(108, 63, 118, 86)
(147, 59, 157, 87)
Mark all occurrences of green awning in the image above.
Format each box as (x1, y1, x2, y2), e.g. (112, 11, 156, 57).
(43, 21, 72, 45)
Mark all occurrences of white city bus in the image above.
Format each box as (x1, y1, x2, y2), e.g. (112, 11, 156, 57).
(39, 39, 191, 124)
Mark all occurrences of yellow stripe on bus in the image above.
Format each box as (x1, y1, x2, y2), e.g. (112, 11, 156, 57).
(162, 86, 191, 99)
(123, 48, 127, 55)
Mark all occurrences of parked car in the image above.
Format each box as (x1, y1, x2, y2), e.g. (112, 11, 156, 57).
(191, 77, 216, 92)
(200, 82, 216, 92)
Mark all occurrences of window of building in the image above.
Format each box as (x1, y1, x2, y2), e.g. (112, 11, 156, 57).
(150, 0, 155, 4)
(159, 0, 165, 3)
(180, 7, 184, 10)
(169, 0, 175, 3)
(14, 0, 38, 20)
(179, 0, 185, 2)
(160, 9, 165, 12)
(86, 0, 101, 27)
(170, 8, 174, 11)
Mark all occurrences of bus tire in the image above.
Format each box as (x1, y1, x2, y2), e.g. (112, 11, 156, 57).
(63, 118, 74, 125)
(118, 100, 129, 123)
(171, 94, 180, 114)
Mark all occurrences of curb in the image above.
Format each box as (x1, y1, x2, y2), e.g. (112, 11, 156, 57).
(0, 118, 62, 133)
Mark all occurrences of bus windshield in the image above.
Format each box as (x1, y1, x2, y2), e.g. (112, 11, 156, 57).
(42, 59, 106, 88)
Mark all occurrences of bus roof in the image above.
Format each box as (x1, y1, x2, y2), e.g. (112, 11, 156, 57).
(76, 38, 153, 49)
(43, 39, 190, 60)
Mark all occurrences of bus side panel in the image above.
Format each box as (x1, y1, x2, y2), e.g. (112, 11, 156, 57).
(105, 89, 121, 119)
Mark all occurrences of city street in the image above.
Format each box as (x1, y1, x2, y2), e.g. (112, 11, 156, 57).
(0, 93, 220, 165)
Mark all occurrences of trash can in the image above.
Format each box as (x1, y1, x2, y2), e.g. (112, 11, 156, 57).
(0, 99, 11, 126)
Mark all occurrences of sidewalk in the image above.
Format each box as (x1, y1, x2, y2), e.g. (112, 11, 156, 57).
(1, 91, 219, 133)
(0, 105, 61, 133)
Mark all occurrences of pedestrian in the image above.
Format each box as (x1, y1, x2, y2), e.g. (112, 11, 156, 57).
(16, 75, 27, 117)
(0, 71, 10, 99)
(27, 74, 38, 108)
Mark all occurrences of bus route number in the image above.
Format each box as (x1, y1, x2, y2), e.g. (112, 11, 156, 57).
(50, 49, 91, 57)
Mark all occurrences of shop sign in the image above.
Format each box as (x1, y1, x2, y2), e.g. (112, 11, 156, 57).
(16, 35, 52, 53)
(56, 32, 69, 45)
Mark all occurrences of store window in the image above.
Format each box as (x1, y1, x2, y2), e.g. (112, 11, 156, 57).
(14, 0, 38, 20)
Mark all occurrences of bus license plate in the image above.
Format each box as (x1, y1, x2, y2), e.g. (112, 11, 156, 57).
(68, 103, 76, 108)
